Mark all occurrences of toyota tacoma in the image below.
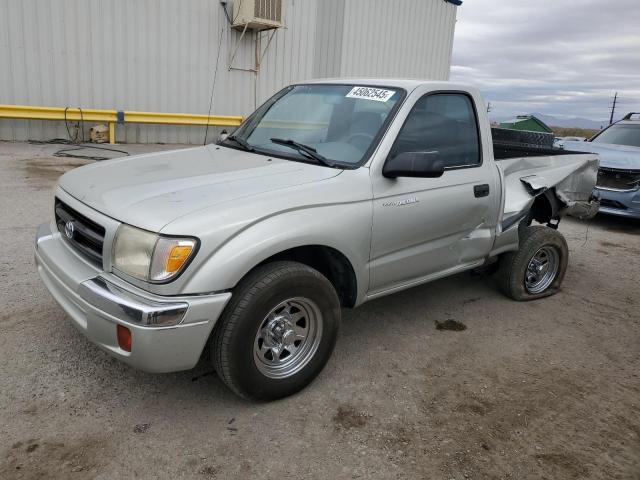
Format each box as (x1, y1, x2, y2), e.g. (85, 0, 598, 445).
(35, 80, 599, 400)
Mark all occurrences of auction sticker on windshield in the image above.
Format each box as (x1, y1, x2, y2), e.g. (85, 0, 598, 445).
(346, 86, 395, 102)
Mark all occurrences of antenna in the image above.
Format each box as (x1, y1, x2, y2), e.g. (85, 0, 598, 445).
(609, 92, 618, 125)
(203, 26, 225, 146)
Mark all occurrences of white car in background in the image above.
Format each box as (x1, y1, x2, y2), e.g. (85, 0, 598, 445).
(561, 113, 640, 218)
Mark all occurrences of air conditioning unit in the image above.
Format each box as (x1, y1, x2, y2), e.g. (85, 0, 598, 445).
(232, 0, 284, 31)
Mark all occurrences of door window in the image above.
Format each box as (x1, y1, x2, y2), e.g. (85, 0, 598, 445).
(389, 93, 481, 168)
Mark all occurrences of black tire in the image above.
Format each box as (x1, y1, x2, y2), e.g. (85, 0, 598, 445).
(497, 226, 568, 301)
(211, 261, 341, 400)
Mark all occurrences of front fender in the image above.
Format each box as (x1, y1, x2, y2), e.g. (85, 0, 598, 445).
(182, 202, 372, 304)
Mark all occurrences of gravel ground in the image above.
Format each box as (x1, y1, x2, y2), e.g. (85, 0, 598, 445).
(1, 141, 639, 480)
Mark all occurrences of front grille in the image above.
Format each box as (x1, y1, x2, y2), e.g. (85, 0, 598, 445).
(596, 168, 640, 191)
(55, 199, 105, 265)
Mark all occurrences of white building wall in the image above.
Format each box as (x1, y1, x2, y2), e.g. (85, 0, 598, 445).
(339, 0, 457, 80)
(0, 0, 457, 144)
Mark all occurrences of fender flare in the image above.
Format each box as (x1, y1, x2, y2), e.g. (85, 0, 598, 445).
(182, 205, 371, 304)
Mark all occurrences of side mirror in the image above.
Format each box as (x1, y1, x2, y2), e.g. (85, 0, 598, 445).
(382, 151, 445, 179)
(218, 129, 229, 143)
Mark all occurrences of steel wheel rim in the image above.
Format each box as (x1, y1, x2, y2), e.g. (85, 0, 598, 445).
(253, 297, 323, 379)
(525, 246, 559, 294)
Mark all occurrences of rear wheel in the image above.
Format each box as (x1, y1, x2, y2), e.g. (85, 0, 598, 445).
(497, 226, 568, 301)
(211, 261, 340, 400)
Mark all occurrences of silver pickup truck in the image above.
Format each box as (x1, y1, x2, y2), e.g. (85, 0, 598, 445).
(35, 79, 599, 400)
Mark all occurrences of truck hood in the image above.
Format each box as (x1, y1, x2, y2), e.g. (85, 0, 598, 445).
(59, 145, 341, 232)
(562, 141, 640, 169)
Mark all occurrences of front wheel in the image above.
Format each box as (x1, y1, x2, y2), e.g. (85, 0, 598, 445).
(497, 226, 568, 301)
(211, 261, 341, 400)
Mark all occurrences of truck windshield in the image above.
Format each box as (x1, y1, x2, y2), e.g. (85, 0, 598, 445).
(222, 84, 404, 167)
(591, 124, 640, 148)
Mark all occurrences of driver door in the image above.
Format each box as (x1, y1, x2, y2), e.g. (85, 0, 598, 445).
(368, 92, 499, 294)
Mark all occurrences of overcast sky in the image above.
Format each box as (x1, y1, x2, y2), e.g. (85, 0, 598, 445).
(450, 0, 640, 121)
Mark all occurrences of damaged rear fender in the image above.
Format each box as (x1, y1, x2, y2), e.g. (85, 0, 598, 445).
(491, 153, 599, 255)
(502, 154, 599, 226)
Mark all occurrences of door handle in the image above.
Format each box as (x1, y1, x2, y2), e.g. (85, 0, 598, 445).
(474, 184, 490, 198)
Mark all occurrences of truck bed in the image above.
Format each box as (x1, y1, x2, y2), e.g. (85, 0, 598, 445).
(493, 142, 591, 160)
(491, 126, 594, 160)
(496, 152, 599, 233)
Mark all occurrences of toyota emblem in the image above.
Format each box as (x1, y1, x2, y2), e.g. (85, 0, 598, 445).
(64, 221, 75, 239)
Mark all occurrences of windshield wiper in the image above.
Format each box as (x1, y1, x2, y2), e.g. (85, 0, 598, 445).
(224, 135, 254, 152)
(270, 138, 336, 168)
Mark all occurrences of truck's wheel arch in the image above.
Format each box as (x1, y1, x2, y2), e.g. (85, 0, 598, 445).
(251, 245, 358, 308)
(528, 189, 561, 225)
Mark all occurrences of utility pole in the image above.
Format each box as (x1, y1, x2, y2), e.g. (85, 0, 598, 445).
(609, 92, 618, 125)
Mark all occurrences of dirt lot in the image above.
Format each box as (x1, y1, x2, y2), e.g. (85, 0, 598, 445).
(1, 141, 639, 480)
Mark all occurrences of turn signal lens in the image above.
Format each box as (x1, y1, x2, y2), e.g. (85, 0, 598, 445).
(166, 245, 194, 273)
(117, 324, 132, 352)
(149, 237, 197, 282)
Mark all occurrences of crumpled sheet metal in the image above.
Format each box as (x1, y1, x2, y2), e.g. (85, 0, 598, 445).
(498, 153, 599, 227)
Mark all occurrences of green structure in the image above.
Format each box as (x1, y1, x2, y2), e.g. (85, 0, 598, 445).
(499, 115, 553, 133)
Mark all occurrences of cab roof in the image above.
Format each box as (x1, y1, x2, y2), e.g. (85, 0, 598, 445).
(299, 78, 476, 95)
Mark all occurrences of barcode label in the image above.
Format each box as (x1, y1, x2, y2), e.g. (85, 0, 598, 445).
(346, 86, 395, 102)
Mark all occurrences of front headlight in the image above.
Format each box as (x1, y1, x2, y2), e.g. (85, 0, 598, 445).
(112, 224, 198, 283)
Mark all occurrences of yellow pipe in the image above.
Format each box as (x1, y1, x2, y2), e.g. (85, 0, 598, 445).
(0, 105, 117, 123)
(0, 105, 243, 144)
(109, 122, 116, 144)
(260, 119, 328, 130)
(125, 111, 243, 127)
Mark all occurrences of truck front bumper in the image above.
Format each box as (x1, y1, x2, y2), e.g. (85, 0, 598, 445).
(34, 222, 231, 373)
(595, 187, 640, 219)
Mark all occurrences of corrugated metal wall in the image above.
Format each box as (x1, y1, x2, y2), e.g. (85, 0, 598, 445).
(0, 0, 457, 144)
(340, 0, 457, 80)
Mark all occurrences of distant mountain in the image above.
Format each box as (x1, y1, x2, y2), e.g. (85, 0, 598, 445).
(531, 113, 607, 130)
(492, 113, 607, 130)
